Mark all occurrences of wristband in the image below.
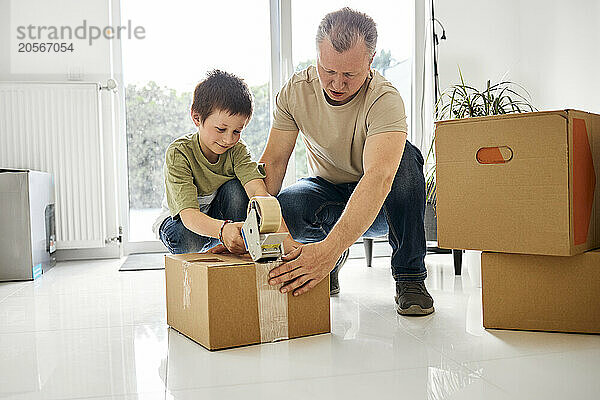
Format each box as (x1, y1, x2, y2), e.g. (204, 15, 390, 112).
(219, 220, 233, 250)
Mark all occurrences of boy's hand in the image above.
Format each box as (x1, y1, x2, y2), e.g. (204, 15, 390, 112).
(221, 222, 246, 254)
(207, 244, 252, 260)
(208, 244, 227, 254)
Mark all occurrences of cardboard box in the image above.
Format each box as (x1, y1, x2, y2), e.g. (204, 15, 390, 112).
(435, 109, 600, 256)
(165, 253, 330, 350)
(482, 250, 600, 334)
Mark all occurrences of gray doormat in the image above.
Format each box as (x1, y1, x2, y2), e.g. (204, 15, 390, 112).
(119, 253, 167, 271)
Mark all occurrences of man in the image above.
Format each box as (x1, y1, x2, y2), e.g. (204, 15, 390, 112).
(260, 8, 434, 315)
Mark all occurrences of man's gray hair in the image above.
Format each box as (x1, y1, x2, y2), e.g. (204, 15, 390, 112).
(316, 7, 377, 58)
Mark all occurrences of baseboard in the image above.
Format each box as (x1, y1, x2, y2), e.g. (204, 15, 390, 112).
(56, 246, 121, 261)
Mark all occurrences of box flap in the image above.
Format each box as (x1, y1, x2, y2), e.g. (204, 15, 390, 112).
(435, 110, 568, 127)
(165, 253, 254, 267)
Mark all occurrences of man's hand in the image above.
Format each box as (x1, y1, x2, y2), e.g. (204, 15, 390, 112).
(220, 222, 246, 254)
(268, 242, 340, 296)
(282, 236, 302, 255)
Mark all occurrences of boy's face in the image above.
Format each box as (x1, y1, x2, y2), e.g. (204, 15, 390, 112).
(192, 109, 249, 163)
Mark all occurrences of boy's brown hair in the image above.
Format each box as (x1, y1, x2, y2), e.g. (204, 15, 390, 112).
(191, 69, 253, 124)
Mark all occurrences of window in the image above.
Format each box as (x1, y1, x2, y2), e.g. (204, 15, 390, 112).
(119, 1, 414, 246)
(121, 0, 271, 242)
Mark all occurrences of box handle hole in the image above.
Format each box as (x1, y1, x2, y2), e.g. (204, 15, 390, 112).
(476, 146, 513, 164)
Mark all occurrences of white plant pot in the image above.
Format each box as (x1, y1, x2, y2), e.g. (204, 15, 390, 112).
(464, 250, 482, 288)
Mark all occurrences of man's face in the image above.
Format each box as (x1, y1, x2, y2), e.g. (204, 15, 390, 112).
(316, 39, 373, 105)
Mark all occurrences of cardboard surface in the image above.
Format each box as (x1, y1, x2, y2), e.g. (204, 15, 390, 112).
(165, 253, 330, 350)
(435, 109, 600, 256)
(481, 250, 600, 334)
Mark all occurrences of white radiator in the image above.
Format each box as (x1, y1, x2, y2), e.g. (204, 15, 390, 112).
(0, 82, 106, 249)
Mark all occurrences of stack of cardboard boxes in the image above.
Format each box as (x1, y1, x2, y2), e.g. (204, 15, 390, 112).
(435, 110, 600, 334)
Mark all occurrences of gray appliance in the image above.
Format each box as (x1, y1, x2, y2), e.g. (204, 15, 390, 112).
(0, 169, 56, 281)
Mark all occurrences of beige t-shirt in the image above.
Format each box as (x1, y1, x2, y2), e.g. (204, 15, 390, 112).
(273, 66, 408, 184)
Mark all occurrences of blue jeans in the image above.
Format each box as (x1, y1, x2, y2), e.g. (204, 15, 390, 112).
(158, 179, 249, 254)
(277, 141, 427, 282)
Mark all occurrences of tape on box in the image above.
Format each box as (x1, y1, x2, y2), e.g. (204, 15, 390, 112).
(255, 260, 289, 342)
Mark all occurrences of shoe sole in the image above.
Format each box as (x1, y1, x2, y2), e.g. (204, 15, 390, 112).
(396, 304, 435, 316)
(329, 288, 340, 296)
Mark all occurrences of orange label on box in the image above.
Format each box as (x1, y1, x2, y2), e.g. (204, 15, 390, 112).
(572, 118, 596, 245)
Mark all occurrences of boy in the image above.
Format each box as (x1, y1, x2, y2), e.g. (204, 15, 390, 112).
(154, 70, 286, 254)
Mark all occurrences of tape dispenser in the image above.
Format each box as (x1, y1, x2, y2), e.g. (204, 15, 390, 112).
(241, 196, 288, 262)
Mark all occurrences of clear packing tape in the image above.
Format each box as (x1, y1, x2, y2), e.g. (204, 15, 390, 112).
(182, 261, 192, 310)
(250, 196, 289, 342)
(254, 259, 289, 342)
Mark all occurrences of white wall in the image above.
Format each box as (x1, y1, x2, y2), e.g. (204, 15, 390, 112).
(436, 0, 600, 113)
(0, 0, 115, 82)
(0, 0, 125, 260)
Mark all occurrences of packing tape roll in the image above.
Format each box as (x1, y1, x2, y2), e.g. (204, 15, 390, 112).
(255, 260, 289, 343)
(248, 196, 281, 234)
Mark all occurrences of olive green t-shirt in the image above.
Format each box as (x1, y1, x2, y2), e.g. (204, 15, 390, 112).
(163, 132, 265, 218)
(273, 66, 408, 184)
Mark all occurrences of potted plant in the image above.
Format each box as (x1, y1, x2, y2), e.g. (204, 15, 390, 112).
(424, 69, 536, 277)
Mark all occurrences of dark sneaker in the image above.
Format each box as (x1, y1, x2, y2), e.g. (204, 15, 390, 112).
(329, 248, 349, 296)
(395, 281, 435, 315)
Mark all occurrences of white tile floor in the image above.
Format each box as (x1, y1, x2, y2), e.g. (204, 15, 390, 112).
(1, 253, 599, 400)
